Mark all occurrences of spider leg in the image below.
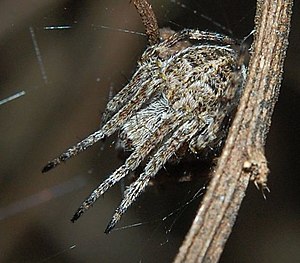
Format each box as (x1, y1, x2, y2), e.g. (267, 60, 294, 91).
(42, 130, 106, 172)
(189, 116, 215, 153)
(163, 29, 238, 49)
(71, 113, 185, 222)
(42, 77, 163, 173)
(101, 68, 151, 124)
(104, 118, 199, 233)
(101, 44, 164, 124)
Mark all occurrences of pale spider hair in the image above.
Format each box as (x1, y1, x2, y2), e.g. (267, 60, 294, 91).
(43, 26, 247, 233)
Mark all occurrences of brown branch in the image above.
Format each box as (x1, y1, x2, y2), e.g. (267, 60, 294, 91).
(174, 0, 293, 262)
(132, 0, 160, 45)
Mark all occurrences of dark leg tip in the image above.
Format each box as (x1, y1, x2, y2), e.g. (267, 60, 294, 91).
(71, 212, 80, 223)
(104, 216, 119, 234)
(42, 162, 55, 173)
(71, 206, 86, 223)
(104, 224, 113, 234)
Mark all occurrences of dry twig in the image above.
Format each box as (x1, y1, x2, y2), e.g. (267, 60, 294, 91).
(132, 0, 159, 45)
(174, 0, 293, 262)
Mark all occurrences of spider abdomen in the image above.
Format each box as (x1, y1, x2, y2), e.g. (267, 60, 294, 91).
(162, 45, 244, 115)
(119, 43, 246, 155)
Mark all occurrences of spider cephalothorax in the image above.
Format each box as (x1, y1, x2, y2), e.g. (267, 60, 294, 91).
(42, 28, 247, 233)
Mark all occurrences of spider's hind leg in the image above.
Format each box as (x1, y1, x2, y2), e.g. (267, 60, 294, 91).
(188, 117, 216, 154)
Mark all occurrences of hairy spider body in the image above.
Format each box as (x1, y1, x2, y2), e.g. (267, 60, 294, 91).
(42, 29, 247, 233)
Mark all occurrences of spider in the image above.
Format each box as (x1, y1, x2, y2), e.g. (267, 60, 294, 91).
(42, 24, 247, 233)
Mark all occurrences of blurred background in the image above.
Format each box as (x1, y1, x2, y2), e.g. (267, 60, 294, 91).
(0, 0, 299, 262)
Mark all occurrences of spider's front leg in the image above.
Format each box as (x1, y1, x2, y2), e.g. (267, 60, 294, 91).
(100, 59, 155, 124)
(71, 112, 184, 222)
(105, 118, 200, 233)
(42, 50, 162, 173)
